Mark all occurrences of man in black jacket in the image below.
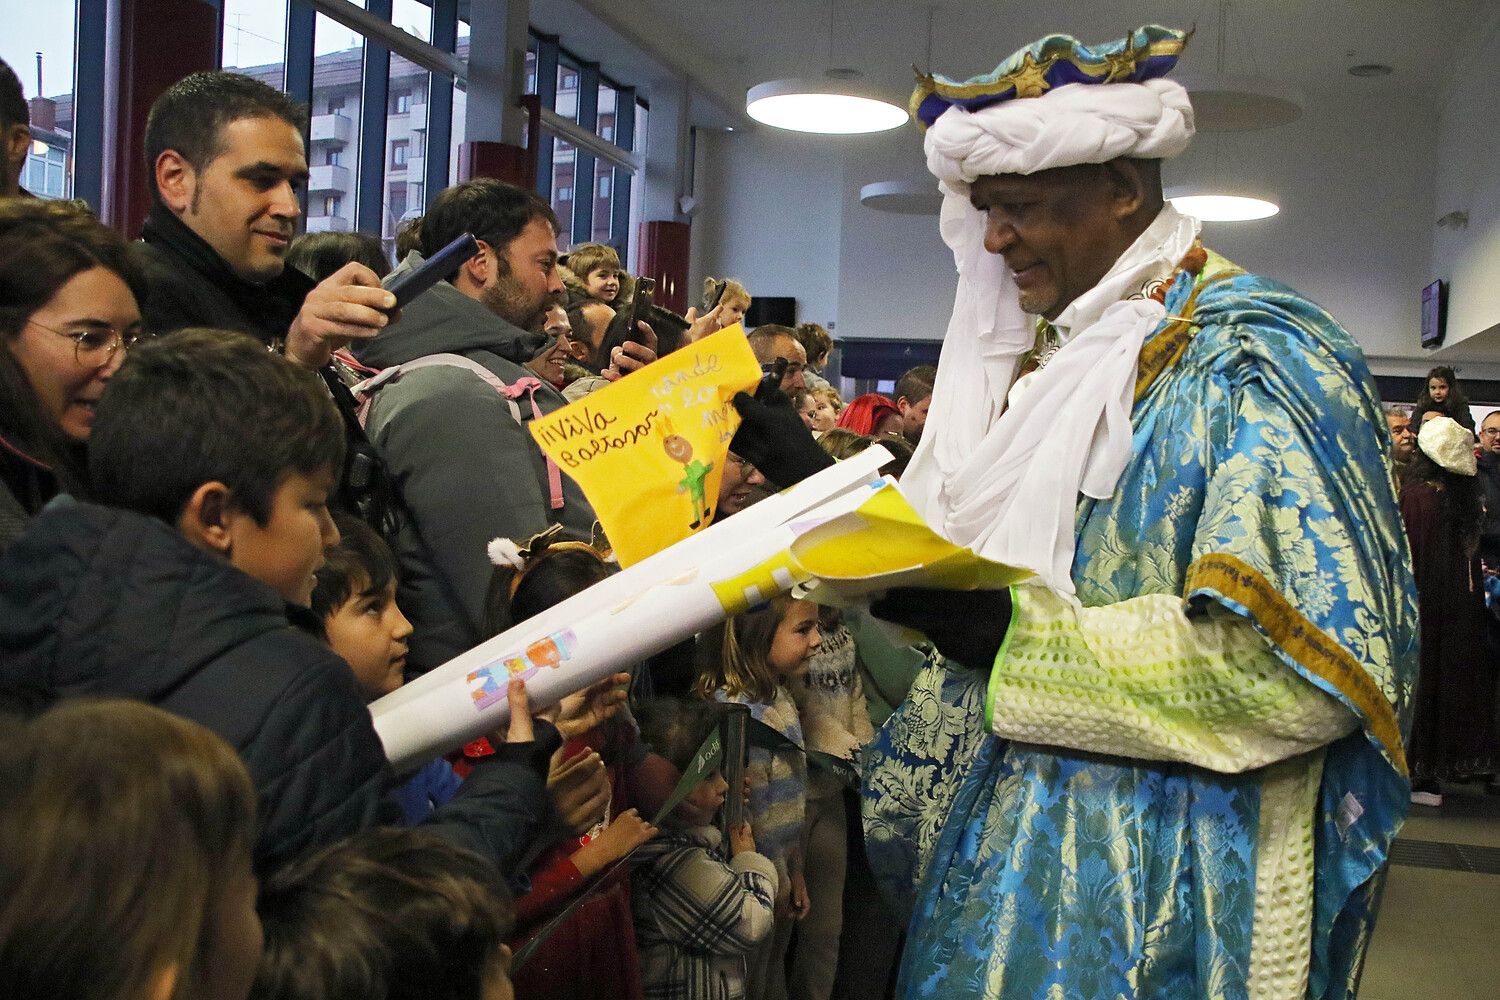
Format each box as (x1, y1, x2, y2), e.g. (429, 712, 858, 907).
(0, 331, 558, 876)
(1478, 410, 1500, 566)
(130, 71, 405, 525)
(130, 71, 392, 364)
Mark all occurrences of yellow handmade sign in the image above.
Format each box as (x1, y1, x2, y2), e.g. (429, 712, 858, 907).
(529, 324, 762, 567)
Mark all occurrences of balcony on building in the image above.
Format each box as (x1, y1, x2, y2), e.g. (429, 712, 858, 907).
(405, 101, 427, 132)
(310, 113, 354, 146)
(308, 164, 352, 195)
(305, 215, 354, 234)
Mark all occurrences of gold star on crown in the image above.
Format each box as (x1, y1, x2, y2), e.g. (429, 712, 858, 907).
(1003, 52, 1060, 99)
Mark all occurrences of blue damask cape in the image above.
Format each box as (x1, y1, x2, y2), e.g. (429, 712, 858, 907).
(865, 256, 1418, 1000)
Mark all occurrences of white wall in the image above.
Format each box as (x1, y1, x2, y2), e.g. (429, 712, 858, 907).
(691, 128, 845, 327)
(1429, 8, 1500, 351)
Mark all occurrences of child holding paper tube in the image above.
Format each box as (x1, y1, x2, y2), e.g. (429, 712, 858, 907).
(313, 515, 599, 895)
(479, 529, 673, 1000)
(694, 595, 822, 1000)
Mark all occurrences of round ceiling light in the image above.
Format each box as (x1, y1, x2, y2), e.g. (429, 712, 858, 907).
(746, 79, 908, 134)
(1176, 73, 1305, 131)
(1166, 189, 1280, 222)
(859, 180, 942, 215)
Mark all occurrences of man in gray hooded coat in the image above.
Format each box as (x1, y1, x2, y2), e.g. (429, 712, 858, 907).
(354, 180, 596, 671)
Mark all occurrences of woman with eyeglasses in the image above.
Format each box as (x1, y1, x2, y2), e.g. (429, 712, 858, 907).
(0, 198, 145, 553)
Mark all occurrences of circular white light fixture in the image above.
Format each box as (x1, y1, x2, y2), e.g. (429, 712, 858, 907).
(746, 79, 908, 134)
(1176, 72, 1305, 132)
(1167, 188, 1280, 222)
(859, 180, 942, 215)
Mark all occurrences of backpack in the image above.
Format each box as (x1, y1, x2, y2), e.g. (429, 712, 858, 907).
(346, 352, 565, 512)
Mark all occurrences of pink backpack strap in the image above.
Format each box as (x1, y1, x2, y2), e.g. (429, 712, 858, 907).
(353, 357, 566, 511)
(499, 376, 566, 512)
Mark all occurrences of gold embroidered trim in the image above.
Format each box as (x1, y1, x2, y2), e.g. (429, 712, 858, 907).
(1185, 552, 1408, 776)
(1133, 251, 1245, 402)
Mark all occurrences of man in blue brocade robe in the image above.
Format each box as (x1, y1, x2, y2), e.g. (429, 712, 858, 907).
(863, 26, 1418, 1000)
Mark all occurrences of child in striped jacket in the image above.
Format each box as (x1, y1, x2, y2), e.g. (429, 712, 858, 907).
(632, 697, 778, 1000)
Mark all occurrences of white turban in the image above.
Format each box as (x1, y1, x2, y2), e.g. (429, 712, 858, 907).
(900, 79, 1199, 596)
(924, 78, 1195, 189)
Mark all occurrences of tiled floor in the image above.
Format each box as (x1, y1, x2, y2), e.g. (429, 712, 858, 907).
(1357, 784, 1500, 999)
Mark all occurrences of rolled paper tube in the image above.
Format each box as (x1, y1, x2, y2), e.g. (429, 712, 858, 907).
(370, 447, 893, 771)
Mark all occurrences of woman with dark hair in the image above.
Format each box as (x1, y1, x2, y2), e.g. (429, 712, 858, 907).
(1415, 365, 1475, 432)
(0, 198, 144, 551)
(1400, 416, 1500, 805)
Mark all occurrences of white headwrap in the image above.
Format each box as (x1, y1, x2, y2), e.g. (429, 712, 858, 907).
(901, 79, 1197, 596)
(1417, 416, 1477, 477)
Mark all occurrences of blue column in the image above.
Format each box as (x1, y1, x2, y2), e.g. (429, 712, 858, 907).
(611, 86, 635, 255)
(424, 0, 457, 204)
(356, 0, 393, 233)
(570, 59, 599, 247)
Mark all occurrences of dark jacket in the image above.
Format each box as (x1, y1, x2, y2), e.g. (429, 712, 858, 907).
(0, 497, 562, 879)
(130, 203, 314, 344)
(1478, 452, 1500, 564)
(0, 444, 58, 556)
(0, 498, 388, 871)
(352, 252, 596, 670)
(130, 205, 401, 529)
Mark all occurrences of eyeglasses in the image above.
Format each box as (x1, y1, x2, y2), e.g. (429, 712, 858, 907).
(760, 360, 807, 377)
(1481, 428, 1500, 438)
(726, 452, 756, 475)
(27, 317, 138, 369)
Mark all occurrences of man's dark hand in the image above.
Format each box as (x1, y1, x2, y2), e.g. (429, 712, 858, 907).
(870, 587, 1013, 673)
(730, 381, 834, 488)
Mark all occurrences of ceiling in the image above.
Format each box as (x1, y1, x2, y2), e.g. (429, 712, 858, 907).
(530, 0, 1487, 129)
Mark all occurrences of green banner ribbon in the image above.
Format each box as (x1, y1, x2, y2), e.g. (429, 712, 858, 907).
(745, 716, 860, 789)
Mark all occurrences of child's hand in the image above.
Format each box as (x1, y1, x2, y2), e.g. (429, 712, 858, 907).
(571, 808, 658, 878)
(548, 749, 609, 837)
(556, 672, 631, 739)
(728, 821, 756, 857)
(501, 680, 537, 743)
(789, 869, 811, 921)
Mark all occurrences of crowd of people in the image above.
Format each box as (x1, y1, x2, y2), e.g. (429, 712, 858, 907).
(1384, 366, 1500, 806)
(0, 62, 933, 1000)
(0, 19, 1472, 1000)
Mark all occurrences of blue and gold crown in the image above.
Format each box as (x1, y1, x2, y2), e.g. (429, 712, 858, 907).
(911, 25, 1191, 130)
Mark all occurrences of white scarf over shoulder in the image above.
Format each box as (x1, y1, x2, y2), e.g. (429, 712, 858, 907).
(900, 79, 1197, 596)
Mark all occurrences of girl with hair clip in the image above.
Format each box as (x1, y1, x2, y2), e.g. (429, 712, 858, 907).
(473, 526, 670, 1000)
(694, 595, 822, 1000)
(0, 698, 261, 1000)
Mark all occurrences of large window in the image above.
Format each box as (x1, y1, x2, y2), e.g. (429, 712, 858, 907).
(529, 33, 647, 260)
(3, 1, 78, 199)
(221, 0, 286, 84)
(203, 3, 646, 261)
(307, 10, 363, 236)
